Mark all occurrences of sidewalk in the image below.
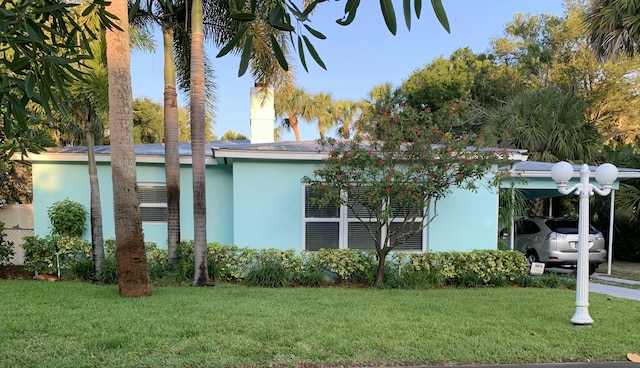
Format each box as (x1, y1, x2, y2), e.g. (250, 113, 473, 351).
(590, 273, 640, 301)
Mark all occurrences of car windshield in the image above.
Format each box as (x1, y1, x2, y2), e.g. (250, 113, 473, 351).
(545, 219, 598, 234)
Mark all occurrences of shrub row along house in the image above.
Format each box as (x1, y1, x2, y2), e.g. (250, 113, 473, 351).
(21, 87, 640, 254)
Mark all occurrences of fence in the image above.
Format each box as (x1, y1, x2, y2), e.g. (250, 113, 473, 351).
(3, 228, 33, 265)
(0, 204, 34, 266)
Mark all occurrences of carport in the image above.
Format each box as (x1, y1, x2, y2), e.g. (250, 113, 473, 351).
(501, 161, 640, 274)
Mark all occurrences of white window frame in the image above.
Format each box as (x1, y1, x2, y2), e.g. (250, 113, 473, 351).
(138, 182, 168, 224)
(302, 184, 426, 252)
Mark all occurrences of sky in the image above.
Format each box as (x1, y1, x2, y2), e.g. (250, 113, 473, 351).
(129, 1, 567, 142)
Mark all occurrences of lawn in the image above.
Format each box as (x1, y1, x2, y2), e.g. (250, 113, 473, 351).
(606, 261, 640, 281)
(1, 281, 639, 368)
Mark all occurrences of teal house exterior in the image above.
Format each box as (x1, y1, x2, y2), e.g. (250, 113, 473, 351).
(25, 86, 640, 255)
(26, 140, 530, 253)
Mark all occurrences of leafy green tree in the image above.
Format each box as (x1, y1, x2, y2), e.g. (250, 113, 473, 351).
(0, 0, 112, 156)
(491, 13, 564, 89)
(402, 48, 475, 111)
(303, 106, 504, 286)
(133, 98, 165, 143)
(220, 130, 248, 140)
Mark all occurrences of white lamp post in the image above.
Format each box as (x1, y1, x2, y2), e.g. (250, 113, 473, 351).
(550, 162, 618, 326)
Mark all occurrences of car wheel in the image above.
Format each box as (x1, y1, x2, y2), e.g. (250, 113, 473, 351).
(525, 250, 539, 264)
(589, 263, 599, 275)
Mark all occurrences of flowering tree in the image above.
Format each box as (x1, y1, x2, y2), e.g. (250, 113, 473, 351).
(303, 106, 508, 286)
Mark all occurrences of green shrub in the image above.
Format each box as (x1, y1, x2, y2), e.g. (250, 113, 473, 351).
(245, 261, 291, 288)
(386, 267, 446, 289)
(23, 235, 92, 277)
(22, 236, 57, 274)
(297, 268, 326, 287)
(305, 248, 378, 283)
(99, 258, 118, 284)
(146, 243, 168, 280)
(534, 273, 575, 289)
(402, 250, 530, 287)
(0, 222, 14, 267)
(68, 257, 94, 280)
(47, 199, 88, 237)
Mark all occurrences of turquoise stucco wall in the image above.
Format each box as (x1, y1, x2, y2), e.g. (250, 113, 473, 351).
(33, 162, 112, 240)
(426, 185, 499, 252)
(32, 160, 234, 247)
(230, 160, 320, 250)
(31, 157, 501, 252)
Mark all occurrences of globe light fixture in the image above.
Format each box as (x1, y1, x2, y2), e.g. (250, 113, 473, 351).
(550, 162, 618, 326)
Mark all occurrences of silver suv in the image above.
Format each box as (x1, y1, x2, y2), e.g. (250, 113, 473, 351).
(513, 217, 607, 275)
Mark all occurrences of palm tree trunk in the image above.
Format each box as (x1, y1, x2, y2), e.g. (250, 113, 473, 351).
(105, 0, 151, 297)
(85, 113, 104, 280)
(163, 23, 181, 265)
(290, 115, 301, 141)
(190, 0, 209, 286)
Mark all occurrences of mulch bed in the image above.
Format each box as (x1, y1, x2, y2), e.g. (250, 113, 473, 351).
(0, 265, 32, 280)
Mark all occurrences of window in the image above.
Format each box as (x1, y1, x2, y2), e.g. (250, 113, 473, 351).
(303, 185, 425, 251)
(138, 183, 167, 223)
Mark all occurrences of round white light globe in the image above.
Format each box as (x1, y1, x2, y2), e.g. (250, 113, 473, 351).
(595, 163, 618, 185)
(551, 161, 574, 183)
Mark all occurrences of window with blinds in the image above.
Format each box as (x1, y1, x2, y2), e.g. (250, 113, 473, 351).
(138, 183, 167, 223)
(303, 184, 424, 252)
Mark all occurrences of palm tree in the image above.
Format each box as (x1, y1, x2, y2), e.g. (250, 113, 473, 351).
(586, 0, 640, 60)
(69, 18, 108, 280)
(333, 99, 359, 139)
(131, 1, 189, 266)
(308, 92, 335, 139)
(485, 86, 601, 163)
(355, 83, 403, 137)
(482, 86, 602, 216)
(105, 0, 151, 297)
(274, 86, 311, 141)
(189, 0, 209, 286)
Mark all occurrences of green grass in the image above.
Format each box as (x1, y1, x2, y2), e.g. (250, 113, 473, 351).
(1, 281, 639, 368)
(606, 261, 640, 281)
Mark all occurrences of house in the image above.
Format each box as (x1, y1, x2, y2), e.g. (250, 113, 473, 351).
(21, 87, 640, 253)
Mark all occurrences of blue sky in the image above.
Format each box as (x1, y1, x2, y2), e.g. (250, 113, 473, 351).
(130, 1, 566, 141)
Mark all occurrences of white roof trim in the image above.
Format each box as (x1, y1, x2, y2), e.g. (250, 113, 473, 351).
(213, 149, 529, 162)
(20, 152, 215, 165)
(213, 149, 327, 161)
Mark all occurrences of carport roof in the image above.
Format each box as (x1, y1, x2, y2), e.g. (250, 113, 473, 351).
(508, 161, 640, 179)
(503, 161, 640, 200)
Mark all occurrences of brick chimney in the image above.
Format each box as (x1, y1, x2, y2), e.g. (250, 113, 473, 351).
(250, 83, 275, 144)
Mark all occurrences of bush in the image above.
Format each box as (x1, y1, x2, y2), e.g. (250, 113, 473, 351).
(383, 267, 445, 289)
(68, 257, 94, 280)
(22, 236, 57, 274)
(245, 261, 291, 288)
(47, 199, 88, 237)
(402, 250, 530, 287)
(297, 268, 326, 287)
(0, 222, 14, 267)
(99, 258, 118, 284)
(23, 235, 92, 277)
